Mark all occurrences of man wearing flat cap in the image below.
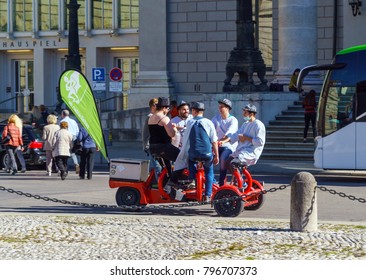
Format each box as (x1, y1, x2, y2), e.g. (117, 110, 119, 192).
(171, 100, 193, 148)
(221, 103, 266, 171)
(174, 102, 219, 202)
(211, 98, 238, 186)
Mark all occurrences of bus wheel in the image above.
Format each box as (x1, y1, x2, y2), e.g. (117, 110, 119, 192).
(244, 182, 265, 210)
(115, 187, 141, 211)
(213, 189, 244, 217)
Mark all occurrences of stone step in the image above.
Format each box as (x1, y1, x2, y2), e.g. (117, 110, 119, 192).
(281, 110, 304, 115)
(267, 125, 307, 131)
(274, 115, 304, 121)
(269, 120, 305, 126)
(266, 136, 315, 143)
(267, 131, 315, 138)
(263, 146, 314, 154)
(260, 152, 314, 161)
(265, 141, 314, 148)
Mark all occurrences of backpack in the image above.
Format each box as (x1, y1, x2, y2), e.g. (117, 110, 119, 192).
(189, 118, 212, 160)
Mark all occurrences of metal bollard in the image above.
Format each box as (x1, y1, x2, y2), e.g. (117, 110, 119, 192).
(290, 172, 318, 232)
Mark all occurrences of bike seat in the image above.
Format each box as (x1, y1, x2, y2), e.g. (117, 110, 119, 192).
(231, 159, 248, 168)
(192, 157, 210, 163)
(150, 153, 161, 158)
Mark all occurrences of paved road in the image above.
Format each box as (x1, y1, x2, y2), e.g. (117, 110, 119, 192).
(1, 143, 365, 261)
(0, 169, 364, 223)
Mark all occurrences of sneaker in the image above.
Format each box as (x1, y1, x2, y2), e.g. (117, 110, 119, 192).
(185, 180, 196, 190)
(47, 172, 51, 176)
(203, 195, 211, 203)
(11, 169, 17, 175)
(75, 164, 80, 174)
(60, 171, 67, 180)
(20, 169, 26, 173)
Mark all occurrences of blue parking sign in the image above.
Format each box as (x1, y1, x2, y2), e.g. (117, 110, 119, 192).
(92, 67, 105, 82)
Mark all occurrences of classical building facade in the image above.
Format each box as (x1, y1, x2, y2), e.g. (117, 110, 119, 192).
(0, 0, 365, 115)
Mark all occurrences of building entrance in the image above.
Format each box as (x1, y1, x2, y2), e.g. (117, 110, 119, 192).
(14, 60, 34, 113)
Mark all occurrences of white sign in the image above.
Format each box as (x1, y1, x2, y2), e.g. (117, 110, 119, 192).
(109, 81, 122, 92)
(92, 82, 106, 91)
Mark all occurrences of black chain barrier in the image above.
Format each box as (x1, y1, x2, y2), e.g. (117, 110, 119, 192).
(316, 185, 366, 203)
(0, 184, 364, 211)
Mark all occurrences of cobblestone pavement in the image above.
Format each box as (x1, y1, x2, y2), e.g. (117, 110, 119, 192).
(0, 214, 365, 260)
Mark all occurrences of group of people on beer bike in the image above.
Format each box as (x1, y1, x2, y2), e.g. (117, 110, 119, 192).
(142, 97, 266, 203)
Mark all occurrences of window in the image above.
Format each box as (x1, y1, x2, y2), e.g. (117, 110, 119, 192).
(92, 0, 113, 29)
(39, 0, 59, 30)
(254, 0, 272, 69)
(13, 0, 33, 32)
(115, 57, 139, 91)
(64, 0, 86, 31)
(118, 0, 139, 29)
(0, 0, 7, 32)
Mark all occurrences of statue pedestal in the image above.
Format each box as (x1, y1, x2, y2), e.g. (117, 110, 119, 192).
(223, 48, 269, 92)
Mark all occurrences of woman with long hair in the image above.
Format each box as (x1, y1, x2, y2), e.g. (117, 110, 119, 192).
(13, 114, 26, 172)
(1, 114, 23, 175)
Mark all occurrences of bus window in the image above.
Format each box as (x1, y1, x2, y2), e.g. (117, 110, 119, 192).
(356, 81, 366, 121)
(323, 86, 355, 135)
(324, 87, 340, 135)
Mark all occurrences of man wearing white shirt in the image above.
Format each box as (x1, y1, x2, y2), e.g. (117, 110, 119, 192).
(170, 101, 193, 148)
(60, 109, 80, 174)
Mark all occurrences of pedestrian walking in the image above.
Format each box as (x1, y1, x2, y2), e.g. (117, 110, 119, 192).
(1, 114, 24, 175)
(302, 89, 317, 142)
(42, 114, 60, 176)
(77, 127, 98, 180)
(51, 121, 73, 180)
(60, 109, 80, 174)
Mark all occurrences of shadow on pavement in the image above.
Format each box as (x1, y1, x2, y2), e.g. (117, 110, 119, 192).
(0, 205, 217, 217)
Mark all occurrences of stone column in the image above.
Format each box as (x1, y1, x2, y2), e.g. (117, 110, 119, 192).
(290, 172, 318, 232)
(276, 0, 318, 84)
(129, 0, 174, 108)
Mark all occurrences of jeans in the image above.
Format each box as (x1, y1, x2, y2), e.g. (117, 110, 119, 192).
(146, 149, 162, 182)
(218, 146, 232, 186)
(304, 112, 316, 139)
(188, 156, 214, 197)
(79, 147, 96, 179)
(16, 146, 26, 170)
(5, 145, 17, 171)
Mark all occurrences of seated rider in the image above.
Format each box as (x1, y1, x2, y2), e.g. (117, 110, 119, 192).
(173, 102, 219, 202)
(220, 104, 266, 178)
(148, 97, 179, 176)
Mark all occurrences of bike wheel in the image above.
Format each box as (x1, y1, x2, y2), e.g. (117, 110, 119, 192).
(115, 187, 141, 210)
(244, 181, 265, 210)
(213, 189, 244, 217)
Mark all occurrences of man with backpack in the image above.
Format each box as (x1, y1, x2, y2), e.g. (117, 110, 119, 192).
(174, 102, 219, 202)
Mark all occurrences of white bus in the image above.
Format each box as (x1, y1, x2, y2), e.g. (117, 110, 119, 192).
(298, 44, 366, 170)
